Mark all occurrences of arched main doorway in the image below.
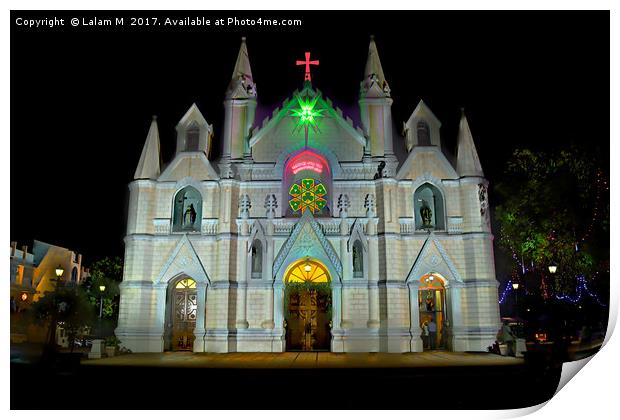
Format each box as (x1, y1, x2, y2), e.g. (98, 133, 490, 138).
(165, 278, 197, 351)
(418, 273, 447, 350)
(284, 258, 331, 351)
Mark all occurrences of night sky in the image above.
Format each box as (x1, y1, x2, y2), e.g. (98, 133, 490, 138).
(10, 10, 609, 265)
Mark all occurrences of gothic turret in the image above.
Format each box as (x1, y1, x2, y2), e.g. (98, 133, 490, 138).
(134, 116, 161, 180)
(223, 37, 257, 161)
(456, 110, 484, 177)
(358, 36, 394, 160)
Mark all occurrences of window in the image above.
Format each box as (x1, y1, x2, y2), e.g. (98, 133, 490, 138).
(414, 183, 445, 230)
(417, 120, 431, 146)
(352, 240, 364, 278)
(285, 259, 330, 283)
(288, 178, 328, 215)
(251, 240, 263, 278)
(186, 122, 200, 151)
(173, 186, 203, 232)
(71, 267, 78, 283)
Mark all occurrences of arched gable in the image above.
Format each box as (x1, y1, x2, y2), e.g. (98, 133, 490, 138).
(273, 211, 342, 283)
(405, 232, 462, 287)
(154, 235, 211, 287)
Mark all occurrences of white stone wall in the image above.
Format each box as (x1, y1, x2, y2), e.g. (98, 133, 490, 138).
(118, 132, 500, 353)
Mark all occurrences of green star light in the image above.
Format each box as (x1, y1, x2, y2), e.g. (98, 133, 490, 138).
(290, 92, 325, 133)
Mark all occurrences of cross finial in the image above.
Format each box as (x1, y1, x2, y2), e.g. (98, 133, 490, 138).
(296, 51, 319, 82)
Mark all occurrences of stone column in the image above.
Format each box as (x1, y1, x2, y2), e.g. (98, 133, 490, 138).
(447, 285, 464, 351)
(367, 220, 380, 328)
(236, 233, 249, 329)
(273, 284, 284, 330)
(193, 283, 208, 352)
(331, 283, 342, 329)
(236, 285, 249, 329)
(407, 282, 423, 352)
(154, 284, 167, 351)
(367, 285, 380, 328)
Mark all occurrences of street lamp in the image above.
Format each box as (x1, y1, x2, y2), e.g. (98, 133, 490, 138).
(303, 259, 312, 272)
(548, 264, 558, 274)
(512, 282, 520, 317)
(43, 265, 64, 362)
(99, 285, 106, 319)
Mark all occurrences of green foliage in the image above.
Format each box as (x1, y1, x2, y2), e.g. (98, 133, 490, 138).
(30, 285, 95, 351)
(494, 147, 608, 295)
(104, 336, 122, 347)
(283, 282, 333, 319)
(80, 256, 123, 321)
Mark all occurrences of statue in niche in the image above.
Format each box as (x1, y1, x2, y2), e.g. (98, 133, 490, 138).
(251, 245, 262, 275)
(352, 245, 363, 275)
(420, 200, 433, 227)
(184, 203, 197, 227)
(373, 161, 386, 179)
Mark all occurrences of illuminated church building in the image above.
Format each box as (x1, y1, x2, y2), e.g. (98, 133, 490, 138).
(116, 37, 501, 353)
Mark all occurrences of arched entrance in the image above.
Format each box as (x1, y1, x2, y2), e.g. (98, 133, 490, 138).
(284, 258, 331, 351)
(165, 278, 197, 351)
(418, 273, 447, 350)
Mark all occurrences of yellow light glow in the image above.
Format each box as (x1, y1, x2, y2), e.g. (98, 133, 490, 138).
(512, 283, 520, 290)
(175, 278, 197, 289)
(55, 265, 64, 278)
(20, 292, 28, 301)
(99, 285, 106, 292)
(284, 259, 330, 283)
(419, 272, 445, 289)
(548, 265, 558, 274)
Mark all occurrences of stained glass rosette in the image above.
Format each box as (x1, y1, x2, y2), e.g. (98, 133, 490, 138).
(288, 178, 327, 214)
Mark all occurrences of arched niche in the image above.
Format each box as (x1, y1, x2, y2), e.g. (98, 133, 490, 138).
(414, 183, 445, 230)
(417, 120, 431, 146)
(250, 240, 263, 279)
(172, 186, 203, 232)
(352, 240, 364, 278)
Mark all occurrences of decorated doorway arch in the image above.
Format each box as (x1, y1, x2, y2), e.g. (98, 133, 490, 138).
(418, 272, 447, 350)
(283, 258, 331, 351)
(164, 277, 197, 351)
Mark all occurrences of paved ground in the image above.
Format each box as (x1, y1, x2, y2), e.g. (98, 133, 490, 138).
(82, 350, 524, 369)
(13, 348, 559, 410)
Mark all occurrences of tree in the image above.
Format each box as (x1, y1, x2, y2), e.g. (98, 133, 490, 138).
(30, 285, 94, 352)
(80, 256, 123, 334)
(494, 147, 609, 298)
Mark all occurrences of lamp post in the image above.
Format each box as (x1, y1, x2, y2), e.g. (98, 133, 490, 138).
(548, 264, 558, 274)
(98, 285, 106, 318)
(512, 282, 520, 317)
(97, 284, 106, 338)
(43, 265, 64, 362)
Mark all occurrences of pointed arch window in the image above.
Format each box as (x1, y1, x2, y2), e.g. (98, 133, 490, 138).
(71, 267, 78, 283)
(186, 122, 200, 151)
(414, 183, 445, 230)
(173, 186, 202, 232)
(352, 240, 364, 278)
(417, 120, 431, 146)
(251, 240, 263, 278)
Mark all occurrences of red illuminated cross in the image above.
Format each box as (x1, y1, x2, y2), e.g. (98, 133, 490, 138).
(296, 52, 319, 82)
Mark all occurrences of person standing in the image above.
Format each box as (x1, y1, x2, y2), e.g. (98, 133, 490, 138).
(428, 318, 437, 350)
(500, 321, 516, 356)
(421, 321, 429, 349)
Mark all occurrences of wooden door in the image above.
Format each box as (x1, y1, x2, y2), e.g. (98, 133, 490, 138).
(286, 288, 330, 351)
(172, 284, 197, 351)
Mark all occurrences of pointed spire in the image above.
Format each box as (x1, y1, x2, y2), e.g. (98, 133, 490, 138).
(361, 35, 390, 97)
(226, 37, 256, 99)
(456, 109, 484, 177)
(134, 116, 161, 180)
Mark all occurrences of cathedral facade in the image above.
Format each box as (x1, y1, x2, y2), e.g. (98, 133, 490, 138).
(115, 37, 501, 353)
